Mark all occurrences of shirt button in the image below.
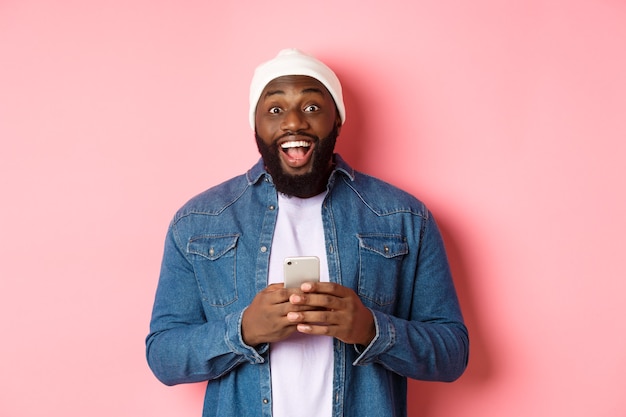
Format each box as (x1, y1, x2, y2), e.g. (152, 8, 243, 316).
(263, 398, 269, 404)
(269, 205, 275, 210)
(260, 246, 267, 253)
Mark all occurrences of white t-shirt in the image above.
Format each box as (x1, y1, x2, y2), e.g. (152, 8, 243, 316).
(268, 192, 333, 417)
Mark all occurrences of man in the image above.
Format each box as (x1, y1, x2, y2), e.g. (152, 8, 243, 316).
(146, 48, 469, 417)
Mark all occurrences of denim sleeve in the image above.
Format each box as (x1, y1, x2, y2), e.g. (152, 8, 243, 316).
(145, 223, 267, 386)
(352, 211, 469, 382)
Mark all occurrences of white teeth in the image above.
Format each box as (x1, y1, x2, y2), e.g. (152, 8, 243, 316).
(281, 141, 310, 149)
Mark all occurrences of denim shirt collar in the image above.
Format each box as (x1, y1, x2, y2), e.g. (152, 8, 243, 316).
(245, 153, 356, 186)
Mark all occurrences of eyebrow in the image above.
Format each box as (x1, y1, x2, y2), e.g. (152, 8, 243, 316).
(263, 87, 326, 99)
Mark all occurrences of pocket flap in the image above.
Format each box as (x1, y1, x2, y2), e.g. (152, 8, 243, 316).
(357, 234, 408, 258)
(187, 234, 239, 260)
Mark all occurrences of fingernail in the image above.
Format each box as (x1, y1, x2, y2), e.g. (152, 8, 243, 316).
(301, 283, 312, 291)
(297, 324, 312, 332)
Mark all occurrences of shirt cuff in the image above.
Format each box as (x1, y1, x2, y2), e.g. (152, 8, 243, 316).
(224, 307, 269, 364)
(352, 308, 395, 366)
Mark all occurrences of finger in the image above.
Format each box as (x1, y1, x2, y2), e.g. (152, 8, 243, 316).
(264, 286, 304, 304)
(286, 307, 330, 323)
(290, 292, 343, 311)
(296, 323, 334, 337)
(295, 310, 337, 325)
(300, 281, 350, 297)
(265, 283, 286, 292)
(297, 316, 374, 346)
(284, 304, 320, 321)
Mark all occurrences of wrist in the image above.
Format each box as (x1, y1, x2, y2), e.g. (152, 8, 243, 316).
(241, 309, 259, 347)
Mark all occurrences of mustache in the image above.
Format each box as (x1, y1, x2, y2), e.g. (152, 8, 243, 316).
(275, 131, 319, 143)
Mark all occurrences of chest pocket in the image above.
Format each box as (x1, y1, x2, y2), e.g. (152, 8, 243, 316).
(357, 234, 408, 307)
(187, 234, 239, 307)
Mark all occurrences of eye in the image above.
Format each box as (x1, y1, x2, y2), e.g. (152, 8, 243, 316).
(268, 106, 282, 114)
(304, 104, 320, 112)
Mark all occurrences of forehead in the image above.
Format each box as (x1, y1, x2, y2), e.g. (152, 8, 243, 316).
(260, 75, 332, 99)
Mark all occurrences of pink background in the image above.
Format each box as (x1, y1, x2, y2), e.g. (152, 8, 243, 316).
(1, 1, 625, 416)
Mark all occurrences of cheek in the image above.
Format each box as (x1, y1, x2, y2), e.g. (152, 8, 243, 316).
(256, 119, 279, 141)
(316, 116, 339, 137)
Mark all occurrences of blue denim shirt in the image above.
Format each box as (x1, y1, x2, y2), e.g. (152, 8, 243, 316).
(146, 154, 469, 417)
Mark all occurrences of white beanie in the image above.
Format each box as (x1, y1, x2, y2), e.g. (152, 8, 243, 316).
(249, 48, 346, 130)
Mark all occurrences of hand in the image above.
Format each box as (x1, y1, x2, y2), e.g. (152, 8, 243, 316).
(241, 283, 316, 347)
(286, 282, 376, 346)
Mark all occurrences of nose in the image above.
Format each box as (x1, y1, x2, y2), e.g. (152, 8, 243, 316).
(280, 109, 308, 132)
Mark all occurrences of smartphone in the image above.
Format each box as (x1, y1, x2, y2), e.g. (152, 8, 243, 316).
(283, 256, 320, 288)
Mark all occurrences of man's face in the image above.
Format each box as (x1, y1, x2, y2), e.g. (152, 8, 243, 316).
(255, 75, 341, 198)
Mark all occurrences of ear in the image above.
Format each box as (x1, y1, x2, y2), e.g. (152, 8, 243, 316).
(335, 113, 342, 136)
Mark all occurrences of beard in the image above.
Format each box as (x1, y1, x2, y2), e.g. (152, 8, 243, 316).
(255, 125, 339, 198)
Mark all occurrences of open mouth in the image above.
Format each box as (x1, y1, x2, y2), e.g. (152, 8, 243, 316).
(280, 140, 313, 166)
